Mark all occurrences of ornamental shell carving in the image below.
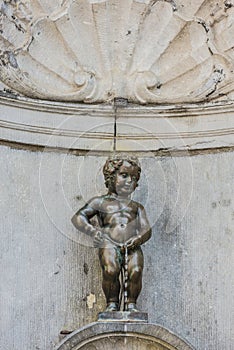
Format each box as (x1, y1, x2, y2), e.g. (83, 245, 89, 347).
(0, 0, 234, 103)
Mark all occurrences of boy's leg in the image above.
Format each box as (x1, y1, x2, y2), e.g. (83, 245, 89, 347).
(126, 247, 144, 309)
(99, 247, 121, 310)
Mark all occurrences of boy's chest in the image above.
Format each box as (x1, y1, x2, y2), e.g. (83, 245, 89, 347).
(100, 201, 138, 222)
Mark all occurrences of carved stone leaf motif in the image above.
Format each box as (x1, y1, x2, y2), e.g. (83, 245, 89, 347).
(0, 0, 233, 103)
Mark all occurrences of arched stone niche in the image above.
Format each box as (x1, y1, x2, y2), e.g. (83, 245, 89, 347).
(56, 323, 195, 350)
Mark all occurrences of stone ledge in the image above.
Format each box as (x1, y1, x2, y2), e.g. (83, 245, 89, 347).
(97, 311, 148, 323)
(1, 93, 234, 116)
(1, 94, 234, 152)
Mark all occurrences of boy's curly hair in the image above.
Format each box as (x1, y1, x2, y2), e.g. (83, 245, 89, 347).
(103, 155, 141, 192)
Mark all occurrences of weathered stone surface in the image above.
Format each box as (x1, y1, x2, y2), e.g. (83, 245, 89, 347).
(0, 0, 234, 103)
(0, 146, 233, 349)
(56, 322, 194, 350)
(115, 102, 234, 152)
(1, 95, 234, 152)
(0, 95, 115, 151)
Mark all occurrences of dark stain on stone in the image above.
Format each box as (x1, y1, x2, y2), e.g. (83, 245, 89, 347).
(60, 329, 73, 335)
(220, 199, 231, 207)
(198, 19, 210, 33)
(8, 51, 18, 68)
(208, 46, 214, 55)
(224, 0, 233, 9)
(157, 82, 162, 89)
(84, 262, 89, 275)
(114, 97, 128, 107)
(0, 51, 18, 68)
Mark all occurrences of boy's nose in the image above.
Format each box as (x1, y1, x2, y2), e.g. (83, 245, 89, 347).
(126, 176, 132, 183)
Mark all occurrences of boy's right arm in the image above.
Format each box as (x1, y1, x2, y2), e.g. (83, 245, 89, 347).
(71, 197, 102, 239)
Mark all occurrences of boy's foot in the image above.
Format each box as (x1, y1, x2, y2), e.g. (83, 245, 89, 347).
(126, 303, 139, 312)
(105, 302, 119, 312)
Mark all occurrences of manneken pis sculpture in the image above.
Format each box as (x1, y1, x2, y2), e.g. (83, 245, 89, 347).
(72, 156, 152, 313)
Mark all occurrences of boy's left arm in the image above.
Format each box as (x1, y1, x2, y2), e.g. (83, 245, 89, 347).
(126, 204, 152, 249)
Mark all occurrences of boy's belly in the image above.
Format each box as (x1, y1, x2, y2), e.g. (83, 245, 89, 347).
(104, 221, 137, 244)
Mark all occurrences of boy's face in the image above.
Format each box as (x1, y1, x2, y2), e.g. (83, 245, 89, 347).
(114, 161, 139, 197)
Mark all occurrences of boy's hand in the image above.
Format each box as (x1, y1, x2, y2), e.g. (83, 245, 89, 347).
(93, 231, 104, 248)
(126, 236, 141, 250)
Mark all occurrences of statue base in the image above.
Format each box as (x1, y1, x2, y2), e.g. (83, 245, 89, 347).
(97, 311, 148, 323)
(56, 321, 195, 349)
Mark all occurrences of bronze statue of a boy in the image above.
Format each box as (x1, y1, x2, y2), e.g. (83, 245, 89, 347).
(72, 156, 151, 312)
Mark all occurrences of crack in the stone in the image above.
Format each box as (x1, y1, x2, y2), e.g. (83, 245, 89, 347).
(197, 19, 209, 33)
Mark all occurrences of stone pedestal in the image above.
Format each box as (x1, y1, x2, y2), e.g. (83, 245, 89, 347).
(56, 322, 194, 350)
(98, 311, 148, 323)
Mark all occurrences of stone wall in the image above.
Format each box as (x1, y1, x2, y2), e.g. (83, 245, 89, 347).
(0, 144, 233, 349)
(1, 1, 234, 348)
